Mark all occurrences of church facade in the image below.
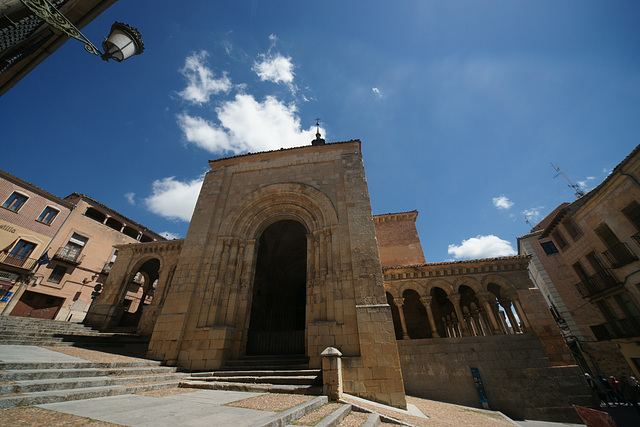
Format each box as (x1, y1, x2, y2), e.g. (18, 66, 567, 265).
(85, 139, 594, 421)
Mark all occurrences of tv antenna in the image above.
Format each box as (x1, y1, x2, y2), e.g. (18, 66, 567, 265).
(551, 162, 585, 199)
(524, 214, 532, 228)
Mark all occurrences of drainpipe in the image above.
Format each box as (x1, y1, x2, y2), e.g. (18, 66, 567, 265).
(617, 168, 640, 189)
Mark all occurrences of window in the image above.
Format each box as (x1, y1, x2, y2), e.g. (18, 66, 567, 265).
(4, 239, 36, 267)
(572, 261, 589, 283)
(563, 218, 582, 240)
(540, 241, 558, 255)
(622, 201, 640, 231)
(47, 265, 67, 284)
(2, 192, 28, 212)
(59, 233, 88, 263)
(9, 239, 36, 260)
(37, 206, 60, 225)
(552, 230, 568, 250)
(596, 223, 638, 268)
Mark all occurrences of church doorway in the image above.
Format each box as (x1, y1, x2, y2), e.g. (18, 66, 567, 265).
(247, 220, 307, 355)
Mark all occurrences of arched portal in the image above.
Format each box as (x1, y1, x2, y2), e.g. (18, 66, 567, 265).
(119, 258, 160, 328)
(246, 220, 307, 355)
(402, 289, 431, 339)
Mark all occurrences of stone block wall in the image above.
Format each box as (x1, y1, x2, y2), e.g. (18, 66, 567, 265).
(397, 335, 597, 423)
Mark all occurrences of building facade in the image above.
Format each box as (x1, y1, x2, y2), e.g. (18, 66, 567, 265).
(5, 192, 166, 322)
(0, 169, 73, 314)
(519, 144, 640, 378)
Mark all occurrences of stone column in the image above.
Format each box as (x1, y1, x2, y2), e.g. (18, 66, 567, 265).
(448, 294, 471, 336)
(508, 293, 530, 332)
(393, 297, 410, 340)
(500, 299, 521, 334)
(477, 291, 501, 334)
(321, 347, 343, 401)
(420, 296, 440, 338)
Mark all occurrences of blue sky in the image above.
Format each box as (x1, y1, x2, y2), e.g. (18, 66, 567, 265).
(2, 1, 639, 262)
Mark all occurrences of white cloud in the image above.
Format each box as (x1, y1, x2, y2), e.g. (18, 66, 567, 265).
(577, 176, 596, 192)
(492, 196, 513, 210)
(522, 207, 544, 224)
(160, 231, 181, 240)
(372, 87, 383, 99)
(253, 52, 295, 84)
(178, 51, 232, 104)
(124, 192, 136, 205)
(448, 235, 517, 259)
(178, 94, 319, 155)
(144, 176, 204, 222)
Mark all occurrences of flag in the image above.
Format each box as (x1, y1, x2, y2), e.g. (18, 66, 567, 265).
(1, 239, 16, 254)
(37, 251, 50, 266)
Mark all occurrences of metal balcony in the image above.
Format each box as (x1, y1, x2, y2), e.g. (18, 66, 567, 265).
(0, 251, 37, 272)
(575, 270, 621, 298)
(591, 316, 640, 340)
(52, 246, 85, 265)
(603, 242, 638, 269)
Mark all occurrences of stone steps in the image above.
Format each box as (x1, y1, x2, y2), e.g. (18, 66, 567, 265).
(0, 359, 186, 409)
(0, 316, 149, 353)
(182, 354, 324, 395)
(181, 379, 323, 395)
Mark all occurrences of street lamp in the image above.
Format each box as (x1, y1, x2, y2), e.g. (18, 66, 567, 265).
(20, 0, 144, 62)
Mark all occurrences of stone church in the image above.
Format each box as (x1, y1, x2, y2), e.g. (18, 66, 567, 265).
(85, 137, 594, 421)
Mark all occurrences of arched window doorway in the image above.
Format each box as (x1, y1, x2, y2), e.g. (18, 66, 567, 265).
(119, 258, 160, 328)
(402, 289, 431, 339)
(247, 220, 307, 355)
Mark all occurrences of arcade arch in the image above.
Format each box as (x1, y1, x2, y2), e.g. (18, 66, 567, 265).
(385, 275, 531, 340)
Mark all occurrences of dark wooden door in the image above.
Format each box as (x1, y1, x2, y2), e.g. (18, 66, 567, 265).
(11, 291, 64, 319)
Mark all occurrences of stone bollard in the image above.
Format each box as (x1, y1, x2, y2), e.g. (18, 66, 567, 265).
(321, 347, 343, 401)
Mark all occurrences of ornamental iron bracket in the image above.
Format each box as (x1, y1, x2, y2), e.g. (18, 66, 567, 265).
(20, 0, 101, 56)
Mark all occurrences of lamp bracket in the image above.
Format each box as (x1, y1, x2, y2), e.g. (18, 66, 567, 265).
(20, 0, 101, 56)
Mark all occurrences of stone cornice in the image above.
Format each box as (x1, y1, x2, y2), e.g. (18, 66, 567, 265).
(382, 255, 531, 281)
(208, 140, 361, 169)
(116, 239, 184, 254)
(373, 210, 418, 223)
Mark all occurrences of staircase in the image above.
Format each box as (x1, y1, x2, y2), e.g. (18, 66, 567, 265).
(0, 315, 188, 409)
(181, 354, 324, 395)
(0, 315, 149, 356)
(0, 359, 187, 409)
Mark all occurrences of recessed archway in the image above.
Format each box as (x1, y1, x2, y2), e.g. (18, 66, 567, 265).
(246, 220, 307, 355)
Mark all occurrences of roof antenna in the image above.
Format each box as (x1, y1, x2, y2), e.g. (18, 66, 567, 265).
(551, 162, 585, 199)
(524, 214, 532, 228)
(312, 117, 325, 146)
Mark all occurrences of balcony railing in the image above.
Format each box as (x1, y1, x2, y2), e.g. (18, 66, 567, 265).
(0, 251, 37, 271)
(603, 242, 638, 269)
(632, 232, 640, 248)
(52, 246, 85, 265)
(591, 316, 640, 340)
(575, 270, 621, 298)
